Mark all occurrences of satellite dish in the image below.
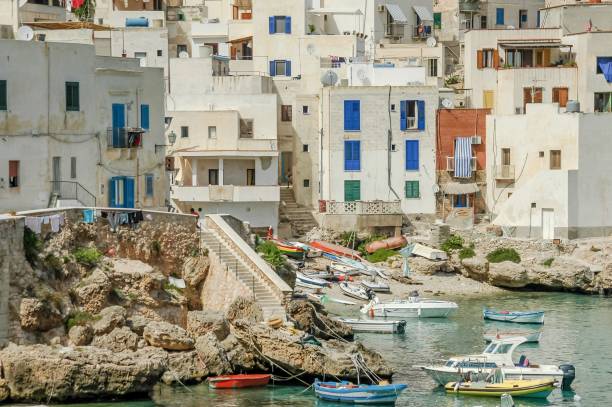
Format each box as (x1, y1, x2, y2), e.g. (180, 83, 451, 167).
(17, 26, 34, 41)
(18, 0, 28, 7)
(178, 51, 189, 58)
(426, 36, 437, 47)
(441, 98, 453, 109)
(320, 70, 338, 86)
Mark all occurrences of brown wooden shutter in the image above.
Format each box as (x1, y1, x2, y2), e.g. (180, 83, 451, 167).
(477, 50, 483, 69)
(493, 50, 500, 68)
(534, 88, 543, 103)
(523, 88, 532, 112)
(557, 88, 568, 107)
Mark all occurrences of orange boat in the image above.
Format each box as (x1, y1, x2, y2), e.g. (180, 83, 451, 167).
(309, 240, 362, 260)
(207, 374, 271, 389)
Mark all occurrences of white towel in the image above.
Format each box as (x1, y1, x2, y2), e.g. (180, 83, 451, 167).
(25, 217, 43, 234)
(50, 215, 61, 233)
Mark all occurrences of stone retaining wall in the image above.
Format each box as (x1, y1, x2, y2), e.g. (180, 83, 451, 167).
(0, 217, 24, 348)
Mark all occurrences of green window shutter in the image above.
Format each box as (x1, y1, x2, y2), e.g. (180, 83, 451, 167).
(0, 80, 6, 110)
(434, 12, 441, 29)
(405, 181, 420, 198)
(344, 180, 361, 202)
(66, 82, 80, 111)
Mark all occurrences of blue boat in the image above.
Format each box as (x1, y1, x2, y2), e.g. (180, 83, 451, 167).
(483, 309, 545, 324)
(314, 379, 407, 404)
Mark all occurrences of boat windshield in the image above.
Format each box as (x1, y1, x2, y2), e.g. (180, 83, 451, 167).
(445, 360, 456, 367)
(493, 344, 513, 354)
(484, 343, 497, 353)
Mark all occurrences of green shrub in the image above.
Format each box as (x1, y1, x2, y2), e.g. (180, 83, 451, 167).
(73, 247, 102, 267)
(542, 257, 554, 267)
(256, 241, 286, 269)
(339, 231, 357, 248)
(23, 227, 41, 266)
(459, 247, 476, 260)
(66, 311, 99, 330)
(43, 253, 63, 273)
(150, 240, 162, 257)
(486, 248, 521, 264)
(441, 234, 464, 253)
(366, 248, 397, 264)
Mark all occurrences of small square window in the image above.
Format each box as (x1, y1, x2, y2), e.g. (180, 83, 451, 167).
(539, 151, 544, 157)
(303, 179, 310, 187)
(177, 44, 187, 57)
(145, 174, 154, 197)
(302, 105, 309, 114)
(208, 126, 217, 139)
(157, 49, 163, 56)
(391, 144, 397, 151)
(303, 144, 309, 152)
(181, 126, 189, 138)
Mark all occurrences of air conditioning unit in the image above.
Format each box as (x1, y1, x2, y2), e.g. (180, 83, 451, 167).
(471, 136, 482, 145)
(377, 5, 386, 12)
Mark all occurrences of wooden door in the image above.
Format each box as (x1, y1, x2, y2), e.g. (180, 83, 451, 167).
(553, 87, 569, 107)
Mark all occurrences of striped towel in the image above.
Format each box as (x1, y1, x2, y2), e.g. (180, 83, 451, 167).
(454, 137, 473, 178)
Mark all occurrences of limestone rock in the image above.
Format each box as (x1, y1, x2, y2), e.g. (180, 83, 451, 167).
(194, 333, 232, 375)
(408, 257, 454, 275)
(92, 327, 139, 352)
(73, 269, 112, 313)
(225, 297, 263, 323)
(488, 262, 529, 288)
(0, 344, 167, 402)
(19, 298, 63, 332)
(186, 310, 229, 341)
(0, 379, 9, 402)
(161, 351, 208, 385)
(68, 325, 93, 346)
(143, 321, 194, 351)
(92, 306, 126, 335)
(286, 300, 353, 340)
(221, 334, 263, 371)
(126, 314, 152, 336)
(181, 256, 210, 287)
(461, 257, 489, 281)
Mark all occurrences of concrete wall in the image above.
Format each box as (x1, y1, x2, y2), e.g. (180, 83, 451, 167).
(0, 216, 23, 348)
(436, 108, 489, 171)
(199, 253, 253, 313)
(180, 201, 278, 229)
(541, 3, 612, 34)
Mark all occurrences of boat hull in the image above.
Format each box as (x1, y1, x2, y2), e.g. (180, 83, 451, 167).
(483, 310, 545, 324)
(360, 281, 391, 293)
(484, 330, 542, 343)
(445, 380, 555, 399)
(314, 381, 407, 404)
(207, 374, 271, 389)
(340, 283, 370, 301)
(421, 367, 563, 387)
(338, 318, 406, 334)
(368, 305, 457, 318)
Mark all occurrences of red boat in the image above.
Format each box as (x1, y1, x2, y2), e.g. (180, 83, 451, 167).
(309, 240, 362, 260)
(207, 374, 271, 389)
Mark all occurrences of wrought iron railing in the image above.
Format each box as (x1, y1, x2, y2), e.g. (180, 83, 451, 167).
(325, 200, 402, 215)
(106, 127, 144, 149)
(50, 181, 97, 207)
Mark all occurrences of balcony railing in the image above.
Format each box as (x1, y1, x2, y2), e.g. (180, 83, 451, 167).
(495, 165, 515, 180)
(106, 127, 144, 149)
(325, 200, 402, 215)
(446, 156, 477, 172)
(50, 181, 97, 207)
(412, 25, 433, 39)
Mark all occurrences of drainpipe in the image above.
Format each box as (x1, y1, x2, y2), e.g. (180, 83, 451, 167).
(387, 86, 400, 201)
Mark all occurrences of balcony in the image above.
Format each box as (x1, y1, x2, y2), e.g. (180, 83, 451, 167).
(412, 25, 433, 39)
(106, 127, 144, 149)
(446, 157, 477, 173)
(495, 165, 515, 180)
(170, 185, 280, 203)
(325, 200, 402, 215)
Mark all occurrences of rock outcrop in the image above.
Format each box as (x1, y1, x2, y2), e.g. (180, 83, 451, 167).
(225, 296, 263, 323)
(18, 298, 63, 332)
(92, 306, 126, 335)
(186, 310, 229, 341)
(143, 321, 194, 351)
(195, 333, 232, 375)
(286, 300, 353, 340)
(68, 325, 93, 346)
(161, 350, 208, 385)
(91, 327, 140, 352)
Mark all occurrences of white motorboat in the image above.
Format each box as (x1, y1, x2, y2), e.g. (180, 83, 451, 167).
(360, 279, 391, 293)
(484, 330, 542, 343)
(296, 272, 329, 288)
(337, 318, 406, 334)
(416, 337, 576, 389)
(484, 309, 545, 324)
(329, 263, 363, 276)
(360, 294, 458, 318)
(339, 282, 371, 301)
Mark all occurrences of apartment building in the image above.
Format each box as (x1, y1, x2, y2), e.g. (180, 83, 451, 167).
(0, 40, 167, 212)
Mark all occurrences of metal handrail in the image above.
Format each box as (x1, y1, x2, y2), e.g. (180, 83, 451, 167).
(50, 181, 97, 207)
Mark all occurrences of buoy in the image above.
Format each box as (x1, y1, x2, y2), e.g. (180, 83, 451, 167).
(368, 306, 374, 318)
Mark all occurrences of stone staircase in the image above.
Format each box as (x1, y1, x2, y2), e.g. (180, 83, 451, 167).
(201, 228, 286, 320)
(280, 187, 318, 237)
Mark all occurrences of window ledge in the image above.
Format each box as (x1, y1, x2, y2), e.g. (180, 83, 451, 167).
(344, 130, 361, 133)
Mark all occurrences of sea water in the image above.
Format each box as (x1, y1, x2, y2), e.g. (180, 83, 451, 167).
(19, 291, 612, 406)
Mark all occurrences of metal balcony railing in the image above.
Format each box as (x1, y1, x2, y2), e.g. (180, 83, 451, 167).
(495, 164, 515, 180)
(50, 181, 96, 207)
(446, 156, 478, 172)
(106, 127, 144, 149)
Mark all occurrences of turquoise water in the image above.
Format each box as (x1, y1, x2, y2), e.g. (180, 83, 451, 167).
(14, 292, 612, 406)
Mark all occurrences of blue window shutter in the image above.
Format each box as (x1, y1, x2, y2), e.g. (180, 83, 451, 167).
(269, 16, 275, 34)
(109, 178, 116, 207)
(269, 60, 276, 76)
(417, 100, 425, 130)
(496, 8, 504, 25)
(344, 140, 350, 170)
(286, 60, 291, 77)
(353, 101, 360, 131)
(344, 100, 351, 130)
(112, 103, 125, 146)
(285, 16, 291, 33)
(400, 100, 407, 131)
(406, 140, 419, 170)
(140, 104, 150, 130)
(125, 177, 135, 208)
(344, 140, 361, 171)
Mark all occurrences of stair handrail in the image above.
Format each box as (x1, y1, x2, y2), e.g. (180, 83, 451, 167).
(205, 214, 292, 303)
(49, 181, 97, 207)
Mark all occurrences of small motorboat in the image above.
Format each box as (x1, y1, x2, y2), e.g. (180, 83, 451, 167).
(314, 379, 407, 404)
(360, 279, 391, 293)
(361, 293, 457, 318)
(296, 272, 330, 288)
(207, 373, 271, 389)
(484, 330, 542, 343)
(339, 282, 372, 301)
(329, 263, 363, 276)
(270, 239, 306, 259)
(445, 369, 555, 399)
(309, 240, 363, 260)
(484, 309, 545, 324)
(338, 318, 406, 334)
(303, 269, 336, 280)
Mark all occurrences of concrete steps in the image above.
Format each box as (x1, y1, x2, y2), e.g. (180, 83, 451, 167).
(279, 187, 318, 236)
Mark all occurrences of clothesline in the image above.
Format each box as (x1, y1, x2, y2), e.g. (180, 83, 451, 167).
(24, 213, 65, 234)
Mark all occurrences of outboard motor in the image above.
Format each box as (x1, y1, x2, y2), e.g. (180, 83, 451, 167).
(559, 364, 576, 390)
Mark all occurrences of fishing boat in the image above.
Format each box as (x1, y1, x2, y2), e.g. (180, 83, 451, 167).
(484, 330, 542, 343)
(207, 374, 271, 389)
(291, 241, 323, 257)
(296, 272, 330, 288)
(310, 240, 362, 260)
(309, 293, 357, 306)
(445, 370, 555, 399)
(339, 282, 372, 301)
(338, 318, 406, 334)
(361, 294, 458, 318)
(360, 279, 391, 293)
(270, 239, 306, 259)
(314, 380, 408, 404)
(416, 337, 576, 389)
(484, 309, 545, 324)
(330, 263, 363, 276)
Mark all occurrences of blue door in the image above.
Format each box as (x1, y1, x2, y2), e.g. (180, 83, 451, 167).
(109, 176, 135, 208)
(125, 177, 135, 208)
(455, 194, 467, 208)
(112, 103, 125, 147)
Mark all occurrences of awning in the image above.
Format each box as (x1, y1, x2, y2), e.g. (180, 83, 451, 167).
(229, 35, 252, 43)
(440, 182, 480, 195)
(386, 4, 408, 23)
(498, 40, 567, 49)
(413, 5, 433, 21)
(454, 137, 473, 178)
(597, 57, 612, 82)
(308, 8, 362, 15)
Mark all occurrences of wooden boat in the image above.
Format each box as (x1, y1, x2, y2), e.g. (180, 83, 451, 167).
(484, 309, 545, 324)
(207, 374, 271, 389)
(309, 240, 362, 260)
(296, 272, 330, 289)
(338, 318, 406, 334)
(339, 282, 371, 301)
(365, 236, 407, 254)
(445, 378, 555, 399)
(360, 279, 391, 293)
(270, 239, 306, 259)
(314, 379, 408, 404)
(362, 295, 457, 318)
(484, 330, 542, 343)
(329, 263, 363, 276)
(291, 241, 323, 257)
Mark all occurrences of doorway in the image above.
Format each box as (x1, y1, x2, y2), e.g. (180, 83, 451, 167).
(542, 208, 554, 240)
(280, 151, 292, 185)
